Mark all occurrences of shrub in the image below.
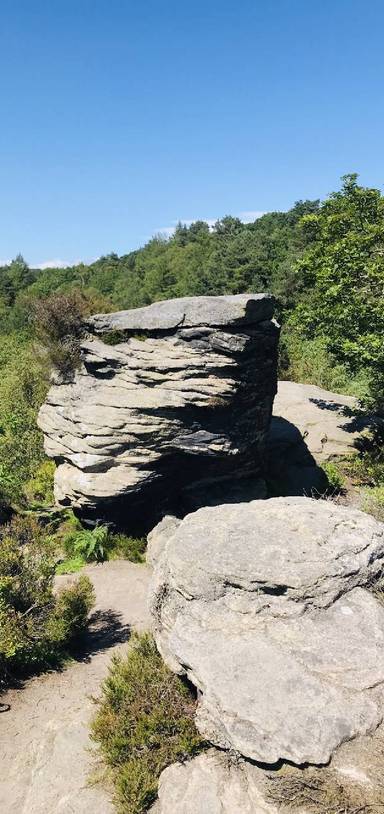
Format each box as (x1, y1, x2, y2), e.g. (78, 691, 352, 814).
(108, 534, 147, 563)
(24, 459, 55, 507)
(72, 525, 111, 562)
(60, 520, 147, 567)
(321, 461, 346, 493)
(0, 334, 48, 504)
(279, 331, 370, 400)
(361, 486, 384, 523)
(0, 515, 95, 681)
(31, 290, 89, 377)
(91, 633, 205, 814)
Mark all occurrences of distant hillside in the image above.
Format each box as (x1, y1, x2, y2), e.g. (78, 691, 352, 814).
(0, 200, 319, 332)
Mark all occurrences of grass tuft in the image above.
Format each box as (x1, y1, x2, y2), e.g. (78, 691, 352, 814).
(91, 632, 206, 814)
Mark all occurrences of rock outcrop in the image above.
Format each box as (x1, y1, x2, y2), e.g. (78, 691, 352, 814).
(152, 721, 384, 814)
(272, 380, 372, 462)
(266, 380, 376, 497)
(148, 497, 384, 766)
(151, 750, 280, 814)
(38, 294, 279, 531)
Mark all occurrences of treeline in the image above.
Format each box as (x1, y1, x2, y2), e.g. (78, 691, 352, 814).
(0, 174, 383, 510)
(0, 198, 319, 330)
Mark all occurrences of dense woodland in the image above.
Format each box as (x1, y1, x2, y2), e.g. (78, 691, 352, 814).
(0, 174, 383, 514)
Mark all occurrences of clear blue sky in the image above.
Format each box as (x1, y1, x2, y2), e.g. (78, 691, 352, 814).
(1, 0, 383, 267)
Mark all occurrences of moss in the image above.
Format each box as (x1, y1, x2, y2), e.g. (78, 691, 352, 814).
(91, 633, 206, 814)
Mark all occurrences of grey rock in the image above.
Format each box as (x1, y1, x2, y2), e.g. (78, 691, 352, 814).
(149, 497, 384, 765)
(152, 750, 280, 814)
(152, 721, 384, 814)
(88, 293, 275, 333)
(147, 515, 181, 567)
(38, 295, 279, 531)
(272, 381, 373, 463)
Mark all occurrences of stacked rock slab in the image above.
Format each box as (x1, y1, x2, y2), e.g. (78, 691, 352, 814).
(148, 497, 384, 767)
(38, 294, 278, 530)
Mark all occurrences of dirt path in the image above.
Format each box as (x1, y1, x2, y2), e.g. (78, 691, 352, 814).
(0, 560, 151, 814)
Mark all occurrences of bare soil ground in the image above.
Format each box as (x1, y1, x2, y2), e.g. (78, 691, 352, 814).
(0, 560, 151, 814)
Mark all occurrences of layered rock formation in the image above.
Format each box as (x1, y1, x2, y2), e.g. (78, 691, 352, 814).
(266, 380, 377, 497)
(38, 294, 279, 530)
(148, 497, 384, 766)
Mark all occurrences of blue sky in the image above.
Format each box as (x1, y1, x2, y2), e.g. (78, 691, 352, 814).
(1, 0, 384, 268)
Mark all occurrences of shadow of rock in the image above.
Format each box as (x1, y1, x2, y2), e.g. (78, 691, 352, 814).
(266, 416, 328, 497)
(309, 397, 378, 436)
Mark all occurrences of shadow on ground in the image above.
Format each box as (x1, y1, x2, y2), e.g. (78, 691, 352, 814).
(266, 416, 329, 497)
(71, 608, 131, 663)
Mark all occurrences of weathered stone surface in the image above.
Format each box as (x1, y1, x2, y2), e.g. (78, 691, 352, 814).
(151, 750, 280, 814)
(88, 293, 275, 333)
(272, 381, 372, 463)
(152, 730, 384, 814)
(38, 295, 279, 531)
(149, 497, 384, 766)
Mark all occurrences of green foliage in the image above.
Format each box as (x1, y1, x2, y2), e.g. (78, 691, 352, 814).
(321, 461, 346, 493)
(55, 555, 87, 575)
(24, 460, 55, 508)
(280, 331, 370, 400)
(108, 534, 147, 563)
(91, 633, 205, 814)
(72, 525, 111, 562)
(0, 515, 95, 680)
(361, 486, 384, 522)
(0, 334, 48, 505)
(61, 521, 147, 565)
(290, 174, 384, 410)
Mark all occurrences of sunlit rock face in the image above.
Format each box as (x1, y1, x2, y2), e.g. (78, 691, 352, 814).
(38, 294, 279, 532)
(148, 497, 384, 767)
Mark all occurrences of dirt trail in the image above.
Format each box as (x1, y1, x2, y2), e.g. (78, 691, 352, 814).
(0, 560, 151, 814)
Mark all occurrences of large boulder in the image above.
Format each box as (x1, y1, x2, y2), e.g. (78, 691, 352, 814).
(266, 380, 377, 497)
(38, 294, 278, 531)
(272, 381, 373, 463)
(148, 497, 384, 766)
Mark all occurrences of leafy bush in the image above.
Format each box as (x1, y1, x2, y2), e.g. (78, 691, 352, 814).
(321, 461, 346, 493)
(31, 290, 89, 377)
(72, 525, 110, 562)
(108, 534, 147, 563)
(289, 174, 384, 411)
(0, 334, 48, 505)
(361, 486, 384, 522)
(59, 520, 147, 568)
(24, 459, 55, 507)
(0, 515, 95, 681)
(91, 633, 205, 814)
(279, 331, 370, 400)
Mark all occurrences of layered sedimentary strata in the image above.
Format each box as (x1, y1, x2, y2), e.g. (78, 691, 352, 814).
(38, 294, 279, 529)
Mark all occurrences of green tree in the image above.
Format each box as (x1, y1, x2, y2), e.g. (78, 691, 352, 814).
(290, 175, 384, 409)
